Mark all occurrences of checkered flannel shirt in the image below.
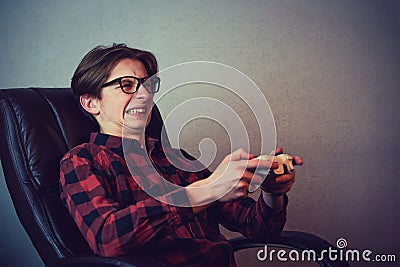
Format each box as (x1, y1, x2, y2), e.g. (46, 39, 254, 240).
(59, 133, 288, 267)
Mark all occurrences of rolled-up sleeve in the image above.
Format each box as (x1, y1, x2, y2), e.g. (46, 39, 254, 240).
(213, 193, 288, 239)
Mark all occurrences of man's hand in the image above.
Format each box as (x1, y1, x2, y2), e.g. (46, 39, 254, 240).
(187, 148, 276, 212)
(210, 148, 273, 202)
(260, 147, 303, 194)
(259, 148, 303, 209)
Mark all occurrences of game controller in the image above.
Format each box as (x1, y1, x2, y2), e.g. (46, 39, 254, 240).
(254, 153, 295, 175)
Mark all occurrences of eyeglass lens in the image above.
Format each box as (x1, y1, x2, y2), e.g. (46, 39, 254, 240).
(120, 77, 160, 93)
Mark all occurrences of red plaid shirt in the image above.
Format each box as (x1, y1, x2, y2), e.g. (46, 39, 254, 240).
(59, 133, 288, 267)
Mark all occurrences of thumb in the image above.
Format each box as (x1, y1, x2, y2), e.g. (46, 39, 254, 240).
(229, 148, 254, 161)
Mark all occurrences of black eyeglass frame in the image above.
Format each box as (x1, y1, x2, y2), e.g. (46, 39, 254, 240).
(100, 75, 160, 94)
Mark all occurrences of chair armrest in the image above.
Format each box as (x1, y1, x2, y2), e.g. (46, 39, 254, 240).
(46, 254, 167, 267)
(229, 231, 351, 267)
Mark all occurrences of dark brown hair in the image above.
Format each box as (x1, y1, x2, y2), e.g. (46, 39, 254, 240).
(71, 43, 158, 101)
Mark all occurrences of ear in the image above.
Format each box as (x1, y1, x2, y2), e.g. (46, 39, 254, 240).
(80, 94, 100, 115)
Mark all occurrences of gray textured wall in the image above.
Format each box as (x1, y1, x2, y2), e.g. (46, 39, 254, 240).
(1, 0, 399, 266)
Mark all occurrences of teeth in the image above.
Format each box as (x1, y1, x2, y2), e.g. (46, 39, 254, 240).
(127, 108, 146, 114)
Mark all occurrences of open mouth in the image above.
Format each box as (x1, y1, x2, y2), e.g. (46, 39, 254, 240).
(125, 107, 147, 115)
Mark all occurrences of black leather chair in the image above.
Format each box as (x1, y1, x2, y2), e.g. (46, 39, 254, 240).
(0, 88, 350, 267)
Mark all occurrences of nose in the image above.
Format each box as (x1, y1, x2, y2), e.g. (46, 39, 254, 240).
(134, 84, 152, 99)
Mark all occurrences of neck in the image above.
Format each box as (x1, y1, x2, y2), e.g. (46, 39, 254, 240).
(128, 132, 146, 148)
(100, 127, 146, 148)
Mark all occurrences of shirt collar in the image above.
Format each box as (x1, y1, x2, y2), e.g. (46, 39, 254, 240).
(89, 133, 159, 157)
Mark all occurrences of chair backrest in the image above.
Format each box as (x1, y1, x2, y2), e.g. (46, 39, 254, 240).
(0, 88, 166, 265)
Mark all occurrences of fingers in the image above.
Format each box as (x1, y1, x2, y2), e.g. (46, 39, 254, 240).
(235, 181, 249, 197)
(228, 148, 254, 161)
(272, 147, 304, 166)
(226, 155, 277, 173)
(243, 158, 276, 170)
(293, 156, 303, 166)
(222, 148, 300, 196)
(262, 173, 296, 194)
(226, 148, 301, 169)
(274, 171, 295, 183)
(271, 180, 295, 194)
(274, 147, 283, 155)
(241, 170, 263, 184)
(231, 171, 263, 197)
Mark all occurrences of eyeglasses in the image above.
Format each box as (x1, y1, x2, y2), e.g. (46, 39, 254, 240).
(101, 76, 160, 94)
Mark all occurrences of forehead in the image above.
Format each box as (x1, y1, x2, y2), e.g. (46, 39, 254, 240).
(108, 58, 148, 80)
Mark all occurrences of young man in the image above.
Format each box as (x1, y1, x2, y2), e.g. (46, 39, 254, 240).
(59, 44, 302, 266)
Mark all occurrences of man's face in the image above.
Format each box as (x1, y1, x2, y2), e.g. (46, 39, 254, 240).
(96, 58, 153, 137)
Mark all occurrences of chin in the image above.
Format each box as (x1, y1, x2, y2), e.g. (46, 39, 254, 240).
(122, 122, 146, 135)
